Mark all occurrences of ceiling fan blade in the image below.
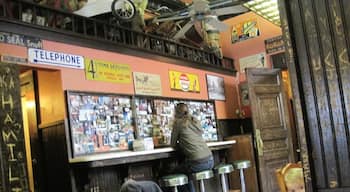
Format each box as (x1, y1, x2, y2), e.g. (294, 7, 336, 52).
(212, 5, 248, 16)
(153, 14, 190, 22)
(205, 17, 228, 31)
(153, 6, 191, 23)
(174, 21, 194, 39)
(192, 0, 210, 13)
(74, 0, 114, 17)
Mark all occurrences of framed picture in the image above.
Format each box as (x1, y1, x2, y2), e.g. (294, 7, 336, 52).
(240, 82, 250, 106)
(206, 74, 225, 100)
(231, 18, 260, 44)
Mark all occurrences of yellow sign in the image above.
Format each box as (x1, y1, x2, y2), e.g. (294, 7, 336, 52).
(169, 70, 200, 92)
(85, 58, 132, 83)
(133, 72, 162, 96)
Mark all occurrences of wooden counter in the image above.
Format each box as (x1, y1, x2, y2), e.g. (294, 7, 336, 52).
(69, 140, 236, 167)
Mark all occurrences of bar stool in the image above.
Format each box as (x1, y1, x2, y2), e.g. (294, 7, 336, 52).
(233, 160, 251, 192)
(193, 170, 214, 192)
(214, 164, 234, 192)
(161, 174, 188, 192)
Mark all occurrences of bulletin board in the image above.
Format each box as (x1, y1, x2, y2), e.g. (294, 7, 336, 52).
(65, 91, 134, 157)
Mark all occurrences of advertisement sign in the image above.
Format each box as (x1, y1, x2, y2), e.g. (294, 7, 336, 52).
(0, 32, 42, 48)
(265, 35, 285, 54)
(239, 52, 266, 72)
(133, 72, 162, 96)
(85, 58, 132, 83)
(231, 18, 260, 43)
(169, 70, 200, 92)
(1, 55, 27, 65)
(28, 48, 84, 69)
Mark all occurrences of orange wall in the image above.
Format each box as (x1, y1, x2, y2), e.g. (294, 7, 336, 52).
(0, 13, 282, 121)
(220, 11, 282, 117)
(37, 70, 65, 124)
(222, 12, 282, 82)
(0, 41, 239, 120)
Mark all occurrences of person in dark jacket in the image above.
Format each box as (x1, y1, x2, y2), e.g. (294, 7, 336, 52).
(120, 179, 162, 192)
(171, 103, 214, 192)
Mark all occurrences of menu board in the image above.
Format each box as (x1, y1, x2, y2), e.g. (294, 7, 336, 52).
(135, 98, 218, 146)
(66, 91, 134, 157)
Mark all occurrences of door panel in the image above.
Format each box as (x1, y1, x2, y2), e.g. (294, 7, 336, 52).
(247, 68, 295, 192)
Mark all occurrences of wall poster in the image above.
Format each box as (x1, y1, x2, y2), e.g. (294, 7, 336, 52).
(66, 91, 134, 157)
(265, 35, 285, 54)
(84, 58, 132, 83)
(133, 72, 162, 96)
(169, 70, 200, 92)
(206, 74, 225, 101)
(239, 52, 266, 73)
(231, 18, 260, 44)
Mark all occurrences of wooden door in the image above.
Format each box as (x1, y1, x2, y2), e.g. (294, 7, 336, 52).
(246, 68, 295, 192)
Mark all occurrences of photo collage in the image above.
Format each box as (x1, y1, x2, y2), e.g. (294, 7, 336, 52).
(67, 91, 218, 157)
(67, 92, 134, 157)
(135, 98, 218, 146)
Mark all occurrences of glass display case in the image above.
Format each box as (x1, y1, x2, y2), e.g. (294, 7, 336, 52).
(66, 91, 134, 157)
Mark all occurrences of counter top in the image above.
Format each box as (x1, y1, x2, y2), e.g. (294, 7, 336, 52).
(69, 140, 236, 167)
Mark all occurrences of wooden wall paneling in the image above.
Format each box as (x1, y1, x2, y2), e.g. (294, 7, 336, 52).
(341, 0, 350, 58)
(225, 134, 259, 192)
(287, 0, 327, 188)
(340, 0, 350, 133)
(278, 0, 314, 190)
(301, 0, 341, 188)
(339, 0, 350, 186)
(40, 121, 71, 192)
(281, 0, 350, 190)
(317, 0, 350, 187)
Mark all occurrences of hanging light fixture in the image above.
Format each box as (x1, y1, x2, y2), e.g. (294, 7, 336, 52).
(243, 0, 280, 26)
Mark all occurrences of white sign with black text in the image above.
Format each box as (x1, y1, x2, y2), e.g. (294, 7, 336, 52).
(28, 48, 84, 69)
(239, 52, 266, 73)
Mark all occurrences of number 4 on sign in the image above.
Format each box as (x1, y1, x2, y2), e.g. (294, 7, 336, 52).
(88, 60, 97, 79)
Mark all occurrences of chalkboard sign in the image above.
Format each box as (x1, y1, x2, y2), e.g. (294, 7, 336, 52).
(135, 98, 218, 146)
(66, 91, 134, 157)
(0, 63, 29, 191)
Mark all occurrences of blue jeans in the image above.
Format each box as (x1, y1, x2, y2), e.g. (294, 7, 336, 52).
(178, 156, 214, 192)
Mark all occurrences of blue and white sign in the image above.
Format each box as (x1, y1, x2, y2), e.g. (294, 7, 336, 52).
(28, 48, 84, 69)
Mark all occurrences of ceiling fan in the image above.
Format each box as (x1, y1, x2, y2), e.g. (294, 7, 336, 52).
(150, 0, 248, 58)
(152, 0, 248, 39)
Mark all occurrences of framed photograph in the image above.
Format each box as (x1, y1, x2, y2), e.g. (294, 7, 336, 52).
(206, 74, 226, 101)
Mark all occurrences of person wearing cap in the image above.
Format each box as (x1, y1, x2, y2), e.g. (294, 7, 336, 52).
(171, 103, 214, 192)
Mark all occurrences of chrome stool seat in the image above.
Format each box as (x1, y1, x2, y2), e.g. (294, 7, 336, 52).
(214, 164, 234, 192)
(193, 170, 214, 192)
(233, 160, 251, 192)
(161, 174, 188, 192)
